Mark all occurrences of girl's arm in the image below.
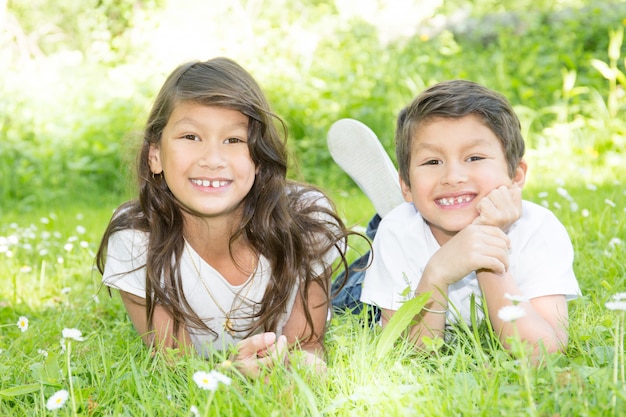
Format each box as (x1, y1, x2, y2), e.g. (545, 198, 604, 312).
(281, 278, 329, 371)
(477, 271, 569, 357)
(119, 290, 193, 351)
(232, 278, 328, 376)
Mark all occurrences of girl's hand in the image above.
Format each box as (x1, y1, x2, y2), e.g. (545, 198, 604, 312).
(473, 184, 522, 232)
(287, 348, 328, 374)
(232, 332, 288, 378)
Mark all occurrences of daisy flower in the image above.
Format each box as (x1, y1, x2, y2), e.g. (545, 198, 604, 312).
(209, 370, 232, 386)
(62, 328, 84, 341)
(504, 293, 528, 305)
(497, 305, 527, 322)
(16, 316, 29, 332)
(46, 389, 69, 410)
(192, 371, 218, 391)
(606, 301, 626, 311)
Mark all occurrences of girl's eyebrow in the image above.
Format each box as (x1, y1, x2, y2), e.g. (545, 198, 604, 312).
(170, 117, 248, 130)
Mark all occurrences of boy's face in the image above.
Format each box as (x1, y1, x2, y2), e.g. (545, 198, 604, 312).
(400, 114, 525, 244)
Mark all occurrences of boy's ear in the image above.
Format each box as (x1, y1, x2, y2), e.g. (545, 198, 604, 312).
(399, 174, 414, 202)
(148, 144, 163, 174)
(513, 159, 528, 188)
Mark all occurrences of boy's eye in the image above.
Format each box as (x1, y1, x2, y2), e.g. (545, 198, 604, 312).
(183, 134, 200, 141)
(467, 156, 484, 162)
(422, 159, 440, 166)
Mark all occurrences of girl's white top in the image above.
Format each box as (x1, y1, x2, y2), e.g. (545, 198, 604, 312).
(102, 192, 339, 355)
(361, 200, 582, 326)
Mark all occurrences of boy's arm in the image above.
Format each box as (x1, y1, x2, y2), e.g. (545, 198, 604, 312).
(476, 271, 569, 358)
(382, 224, 511, 348)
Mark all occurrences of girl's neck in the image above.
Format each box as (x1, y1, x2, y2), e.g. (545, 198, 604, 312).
(182, 215, 256, 285)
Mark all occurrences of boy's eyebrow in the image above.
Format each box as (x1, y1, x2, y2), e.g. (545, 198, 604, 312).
(413, 137, 495, 152)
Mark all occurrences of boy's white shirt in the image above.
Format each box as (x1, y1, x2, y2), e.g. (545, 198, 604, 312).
(360, 200, 581, 325)
(102, 190, 339, 355)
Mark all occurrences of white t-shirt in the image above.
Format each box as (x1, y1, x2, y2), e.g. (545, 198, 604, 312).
(361, 201, 581, 325)
(102, 192, 339, 355)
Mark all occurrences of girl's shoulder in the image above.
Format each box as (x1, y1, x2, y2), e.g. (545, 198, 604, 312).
(286, 182, 332, 210)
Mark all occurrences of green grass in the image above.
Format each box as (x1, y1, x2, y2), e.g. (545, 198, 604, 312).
(1, 162, 625, 416)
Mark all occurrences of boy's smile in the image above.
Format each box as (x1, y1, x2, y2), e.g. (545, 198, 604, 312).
(400, 114, 524, 245)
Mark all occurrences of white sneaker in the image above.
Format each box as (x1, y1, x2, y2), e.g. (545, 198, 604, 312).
(327, 118, 405, 217)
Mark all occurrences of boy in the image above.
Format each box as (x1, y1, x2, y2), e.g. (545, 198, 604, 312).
(337, 80, 581, 356)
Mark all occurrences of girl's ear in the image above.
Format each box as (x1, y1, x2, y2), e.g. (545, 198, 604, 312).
(148, 144, 163, 174)
(399, 174, 413, 202)
(513, 159, 528, 188)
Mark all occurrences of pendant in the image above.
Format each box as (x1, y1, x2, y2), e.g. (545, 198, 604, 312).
(223, 317, 235, 336)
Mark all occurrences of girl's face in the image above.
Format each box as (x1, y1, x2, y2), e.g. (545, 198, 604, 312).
(400, 114, 525, 245)
(149, 102, 257, 223)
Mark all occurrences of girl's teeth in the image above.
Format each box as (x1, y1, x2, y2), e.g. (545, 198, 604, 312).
(193, 179, 226, 188)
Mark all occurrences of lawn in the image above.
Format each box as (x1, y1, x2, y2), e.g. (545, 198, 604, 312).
(1, 161, 624, 416)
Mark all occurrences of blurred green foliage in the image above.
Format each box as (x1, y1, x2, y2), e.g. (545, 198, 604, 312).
(1, 0, 625, 212)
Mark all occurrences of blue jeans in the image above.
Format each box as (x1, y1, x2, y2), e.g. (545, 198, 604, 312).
(331, 214, 381, 322)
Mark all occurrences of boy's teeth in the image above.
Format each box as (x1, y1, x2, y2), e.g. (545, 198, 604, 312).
(438, 195, 472, 206)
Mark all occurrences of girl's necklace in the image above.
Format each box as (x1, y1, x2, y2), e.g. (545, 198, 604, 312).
(184, 240, 257, 336)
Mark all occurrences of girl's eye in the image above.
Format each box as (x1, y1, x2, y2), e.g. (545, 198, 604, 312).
(467, 156, 484, 162)
(225, 137, 245, 144)
(183, 134, 200, 141)
(422, 159, 440, 166)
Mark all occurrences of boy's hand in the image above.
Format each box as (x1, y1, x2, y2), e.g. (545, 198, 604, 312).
(473, 184, 522, 232)
(425, 224, 511, 287)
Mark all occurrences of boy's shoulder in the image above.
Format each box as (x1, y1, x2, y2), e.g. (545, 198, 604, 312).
(520, 199, 561, 222)
(381, 202, 420, 224)
(511, 200, 570, 239)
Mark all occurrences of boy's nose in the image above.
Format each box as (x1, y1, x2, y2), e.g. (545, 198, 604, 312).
(441, 162, 468, 185)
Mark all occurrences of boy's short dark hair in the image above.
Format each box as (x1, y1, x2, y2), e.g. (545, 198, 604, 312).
(395, 80, 525, 187)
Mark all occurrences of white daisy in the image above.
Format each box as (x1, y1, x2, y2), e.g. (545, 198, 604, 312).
(62, 328, 84, 341)
(209, 370, 232, 386)
(504, 293, 528, 305)
(16, 316, 29, 332)
(605, 301, 626, 311)
(192, 371, 218, 391)
(46, 389, 69, 410)
(497, 305, 527, 322)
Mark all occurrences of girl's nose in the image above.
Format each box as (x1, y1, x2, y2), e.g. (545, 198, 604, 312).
(198, 141, 226, 169)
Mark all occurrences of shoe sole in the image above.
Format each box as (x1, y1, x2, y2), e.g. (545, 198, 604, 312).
(327, 118, 404, 217)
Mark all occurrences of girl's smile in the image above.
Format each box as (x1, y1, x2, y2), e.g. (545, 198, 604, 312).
(149, 103, 257, 221)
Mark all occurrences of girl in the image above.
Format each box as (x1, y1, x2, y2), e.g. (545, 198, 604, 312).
(96, 57, 355, 376)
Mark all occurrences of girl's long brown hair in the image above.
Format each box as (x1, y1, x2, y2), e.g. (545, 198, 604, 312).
(96, 57, 357, 347)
